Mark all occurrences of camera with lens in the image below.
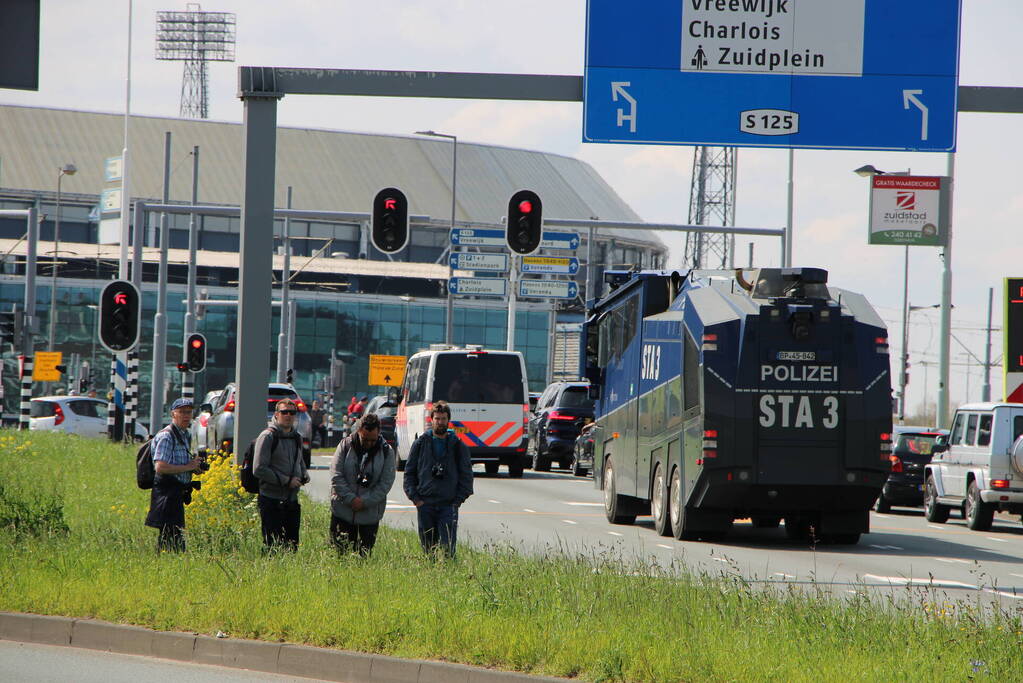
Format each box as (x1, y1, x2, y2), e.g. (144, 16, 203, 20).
(356, 471, 371, 487)
(196, 453, 210, 474)
(431, 462, 446, 479)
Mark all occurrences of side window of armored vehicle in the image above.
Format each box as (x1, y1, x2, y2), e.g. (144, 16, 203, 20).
(1014, 416, 1023, 442)
(949, 413, 965, 445)
(964, 414, 978, 446)
(598, 314, 614, 367)
(683, 330, 700, 412)
(977, 413, 994, 447)
(621, 295, 639, 357)
(666, 377, 683, 429)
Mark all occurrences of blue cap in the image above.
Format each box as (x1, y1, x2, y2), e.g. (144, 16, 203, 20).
(169, 398, 193, 412)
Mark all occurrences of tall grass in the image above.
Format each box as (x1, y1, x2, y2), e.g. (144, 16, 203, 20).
(1, 430, 1021, 682)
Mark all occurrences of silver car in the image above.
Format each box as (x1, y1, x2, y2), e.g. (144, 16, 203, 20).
(203, 382, 312, 460)
(190, 390, 222, 456)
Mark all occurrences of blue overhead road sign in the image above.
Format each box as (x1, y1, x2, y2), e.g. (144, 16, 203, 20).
(540, 232, 580, 250)
(584, 0, 961, 151)
(450, 228, 506, 247)
(450, 253, 509, 272)
(521, 256, 580, 275)
(519, 280, 578, 300)
(449, 277, 507, 297)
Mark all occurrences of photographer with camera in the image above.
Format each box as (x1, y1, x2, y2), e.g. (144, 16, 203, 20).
(329, 413, 395, 555)
(403, 401, 473, 558)
(253, 398, 309, 552)
(145, 398, 204, 552)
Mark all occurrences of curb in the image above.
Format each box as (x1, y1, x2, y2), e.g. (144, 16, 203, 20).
(0, 612, 564, 683)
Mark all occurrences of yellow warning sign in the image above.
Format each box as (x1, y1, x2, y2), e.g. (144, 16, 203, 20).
(368, 355, 406, 387)
(33, 351, 64, 382)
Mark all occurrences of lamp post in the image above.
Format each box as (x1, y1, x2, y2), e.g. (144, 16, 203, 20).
(48, 163, 77, 355)
(415, 130, 457, 345)
(853, 165, 910, 420)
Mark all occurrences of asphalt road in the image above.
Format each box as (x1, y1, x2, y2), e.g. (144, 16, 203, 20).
(306, 457, 1023, 605)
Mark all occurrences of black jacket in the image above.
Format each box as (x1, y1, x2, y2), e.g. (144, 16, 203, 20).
(403, 430, 473, 506)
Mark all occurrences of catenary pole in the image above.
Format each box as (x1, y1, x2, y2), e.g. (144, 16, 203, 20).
(936, 152, 955, 428)
(277, 186, 292, 382)
(183, 147, 199, 401)
(150, 132, 172, 428)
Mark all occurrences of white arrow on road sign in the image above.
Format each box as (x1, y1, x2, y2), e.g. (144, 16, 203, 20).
(539, 232, 580, 251)
(449, 252, 509, 272)
(449, 277, 507, 297)
(520, 256, 580, 275)
(611, 81, 636, 133)
(518, 279, 578, 299)
(903, 89, 929, 141)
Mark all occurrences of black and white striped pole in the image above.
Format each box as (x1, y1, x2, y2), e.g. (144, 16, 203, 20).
(19, 355, 32, 430)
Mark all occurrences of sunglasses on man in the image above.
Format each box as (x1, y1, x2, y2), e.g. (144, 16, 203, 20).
(277, 409, 297, 415)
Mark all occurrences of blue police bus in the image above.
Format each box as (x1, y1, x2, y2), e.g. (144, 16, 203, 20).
(582, 267, 892, 544)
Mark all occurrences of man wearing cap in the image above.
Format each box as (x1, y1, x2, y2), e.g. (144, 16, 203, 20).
(253, 398, 309, 551)
(145, 398, 203, 552)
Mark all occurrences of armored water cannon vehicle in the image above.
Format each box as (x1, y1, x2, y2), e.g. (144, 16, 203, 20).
(582, 267, 892, 544)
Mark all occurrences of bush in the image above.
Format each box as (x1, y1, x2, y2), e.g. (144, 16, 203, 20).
(0, 433, 68, 537)
(186, 449, 258, 550)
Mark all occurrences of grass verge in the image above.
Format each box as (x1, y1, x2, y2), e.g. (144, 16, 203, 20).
(1, 430, 1021, 682)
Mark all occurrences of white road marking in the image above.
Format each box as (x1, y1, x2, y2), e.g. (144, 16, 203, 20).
(863, 574, 977, 590)
(927, 525, 946, 530)
(656, 544, 672, 549)
(933, 558, 971, 564)
(563, 502, 604, 506)
(986, 536, 1009, 543)
(773, 573, 796, 579)
(523, 508, 537, 513)
(608, 531, 624, 537)
(1011, 573, 1023, 580)
(869, 544, 904, 551)
(385, 504, 417, 509)
(983, 588, 1023, 600)
(713, 557, 729, 564)
(487, 499, 502, 504)
(562, 519, 578, 525)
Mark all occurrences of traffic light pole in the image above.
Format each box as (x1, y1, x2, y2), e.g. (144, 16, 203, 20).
(506, 255, 518, 352)
(276, 186, 292, 383)
(0, 207, 39, 429)
(183, 147, 200, 404)
(150, 132, 172, 430)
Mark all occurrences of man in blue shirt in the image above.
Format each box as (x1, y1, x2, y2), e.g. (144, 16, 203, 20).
(145, 398, 203, 552)
(403, 401, 473, 557)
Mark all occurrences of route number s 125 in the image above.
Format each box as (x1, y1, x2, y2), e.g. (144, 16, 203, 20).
(740, 109, 799, 136)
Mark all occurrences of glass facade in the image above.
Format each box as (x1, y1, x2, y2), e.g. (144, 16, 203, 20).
(0, 277, 551, 428)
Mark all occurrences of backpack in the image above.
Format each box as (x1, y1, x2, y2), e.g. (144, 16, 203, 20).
(136, 426, 180, 490)
(240, 429, 280, 494)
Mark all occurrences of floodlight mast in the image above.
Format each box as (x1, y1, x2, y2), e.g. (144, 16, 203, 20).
(155, 6, 236, 119)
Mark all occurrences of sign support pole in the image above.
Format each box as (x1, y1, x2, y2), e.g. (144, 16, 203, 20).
(507, 255, 518, 352)
(936, 152, 955, 428)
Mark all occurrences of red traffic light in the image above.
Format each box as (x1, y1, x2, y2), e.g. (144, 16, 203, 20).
(191, 338, 203, 349)
(518, 200, 533, 214)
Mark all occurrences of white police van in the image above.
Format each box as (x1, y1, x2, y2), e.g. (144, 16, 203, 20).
(396, 345, 530, 477)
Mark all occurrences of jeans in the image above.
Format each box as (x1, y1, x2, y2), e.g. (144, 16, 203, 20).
(416, 503, 458, 557)
(258, 494, 301, 552)
(330, 516, 379, 556)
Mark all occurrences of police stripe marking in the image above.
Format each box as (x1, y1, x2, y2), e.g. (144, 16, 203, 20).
(864, 369, 889, 391)
(707, 366, 732, 389)
(736, 388, 863, 395)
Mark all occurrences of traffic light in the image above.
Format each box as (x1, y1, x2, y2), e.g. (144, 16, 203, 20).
(184, 333, 207, 372)
(79, 378, 88, 393)
(371, 187, 409, 253)
(0, 307, 21, 353)
(506, 190, 542, 255)
(98, 281, 141, 352)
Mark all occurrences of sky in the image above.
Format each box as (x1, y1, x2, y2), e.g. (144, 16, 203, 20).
(3, 0, 1021, 417)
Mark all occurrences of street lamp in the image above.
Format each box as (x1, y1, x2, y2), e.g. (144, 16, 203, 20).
(853, 164, 911, 420)
(48, 162, 77, 355)
(415, 130, 457, 345)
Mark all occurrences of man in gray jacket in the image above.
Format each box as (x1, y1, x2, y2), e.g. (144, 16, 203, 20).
(330, 413, 396, 555)
(253, 398, 309, 551)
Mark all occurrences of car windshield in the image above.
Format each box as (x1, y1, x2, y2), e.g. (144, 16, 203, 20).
(559, 387, 594, 410)
(894, 433, 939, 456)
(434, 353, 524, 404)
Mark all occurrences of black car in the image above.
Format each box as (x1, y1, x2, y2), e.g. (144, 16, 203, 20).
(528, 381, 594, 471)
(876, 427, 947, 512)
(365, 395, 398, 451)
(570, 422, 597, 477)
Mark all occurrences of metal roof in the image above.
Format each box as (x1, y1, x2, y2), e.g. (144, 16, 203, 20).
(0, 104, 664, 250)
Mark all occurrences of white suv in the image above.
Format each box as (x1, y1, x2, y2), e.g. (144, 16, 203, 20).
(924, 402, 1023, 530)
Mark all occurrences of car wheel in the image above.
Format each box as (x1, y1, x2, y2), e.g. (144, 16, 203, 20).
(571, 457, 588, 477)
(532, 450, 550, 472)
(669, 467, 697, 541)
(484, 462, 499, 476)
(964, 480, 994, 531)
(874, 491, 892, 513)
(507, 463, 524, 478)
(923, 476, 950, 523)
(652, 462, 672, 537)
(603, 457, 636, 525)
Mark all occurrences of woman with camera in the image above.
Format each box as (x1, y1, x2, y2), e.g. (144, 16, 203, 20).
(402, 402, 474, 558)
(329, 412, 396, 555)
